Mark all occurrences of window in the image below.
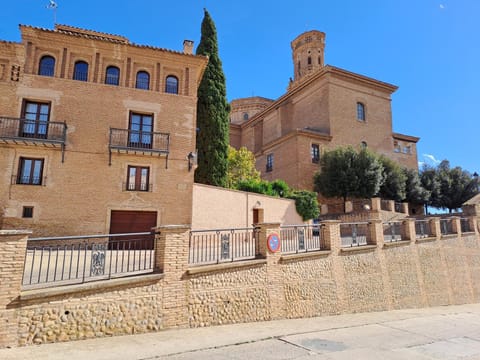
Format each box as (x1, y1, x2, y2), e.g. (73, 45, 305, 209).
(105, 66, 120, 85)
(311, 144, 320, 164)
(307, 56, 312, 65)
(393, 141, 401, 153)
(165, 75, 178, 94)
(403, 146, 411, 154)
(22, 206, 34, 218)
(38, 55, 55, 77)
(243, 112, 249, 121)
(136, 71, 150, 90)
(266, 153, 274, 172)
(73, 61, 88, 81)
(357, 102, 366, 121)
(128, 112, 153, 149)
(21, 101, 50, 139)
(361, 141, 368, 149)
(127, 166, 150, 191)
(17, 158, 44, 185)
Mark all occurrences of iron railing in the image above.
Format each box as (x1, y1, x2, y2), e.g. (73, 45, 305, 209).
(280, 224, 326, 254)
(0, 116, 67, 144)
(460, 218, 472, 233)
(415, 220, 432, 239)
(440, 218, 455, 236)
(340, 222, 369, 247)
(189, 227, 259, 266)
(394, 202, 403, 213)
(11, 175, 46, 186)
(383, 221, 403, 242)
(22, 232, 155, 289)
(381, 200, 391, 211)
(109, 128, 169, 152)
(123, 182, 152, 192)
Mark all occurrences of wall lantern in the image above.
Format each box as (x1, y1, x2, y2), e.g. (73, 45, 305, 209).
(187, 151, 197, 172)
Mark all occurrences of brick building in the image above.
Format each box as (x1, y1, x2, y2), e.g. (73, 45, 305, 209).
(230, 30, 419, 191)
(0, 24, 207, 236)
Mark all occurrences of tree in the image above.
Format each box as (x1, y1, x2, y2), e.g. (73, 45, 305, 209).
(377, 155, 407, 201)
(420, 164, 441, 213)
(436, 160, 479, 213)
(404, 168, 430, 206)
(314, 147, 384, 212)
(195, 9, 230, 187)
(226, 146, 260, 189)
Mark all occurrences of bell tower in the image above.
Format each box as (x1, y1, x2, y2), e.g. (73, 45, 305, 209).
(291, 30, 326, 83)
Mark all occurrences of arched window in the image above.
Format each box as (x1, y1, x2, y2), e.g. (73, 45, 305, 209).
(136, 71, 150, 90)
(165, 75, 178, 94)
(105, 66, 120, 86)
(357, 102, 366, 121)
(73, 61, 88, 81)
(38, 55, 55, 77)
(307, 56, 312, 65)
(361, 141, 368, 149)
(243, 113, 249, 121)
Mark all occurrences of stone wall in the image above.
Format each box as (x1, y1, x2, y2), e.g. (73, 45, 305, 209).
(1, 215, 480, 348)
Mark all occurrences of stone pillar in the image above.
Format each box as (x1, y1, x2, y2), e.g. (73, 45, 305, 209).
(154, 225, 190, 328)
(256, 222, 285, 320)
(401, 202, 409, 215)
(467, 216, 479, 235)
(427, 217, 441, 239)
(387, 200, 395, 212)
(371, 197, 381, 212)
(368, 219, 384, 246)
(323, 220, 347, 312)
(450, 216, 461, 237)
(0, 230, 30, 348)
(402, 218, 416, 241)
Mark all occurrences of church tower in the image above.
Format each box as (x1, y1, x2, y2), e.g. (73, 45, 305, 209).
(291, 30, 326, 83)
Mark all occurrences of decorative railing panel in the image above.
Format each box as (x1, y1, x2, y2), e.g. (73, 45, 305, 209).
(280, 224, 326, 254)
(22, 232, 154, 289)
(109, 128, 169, 153)
(440, 218, 455, 236)
(460, 218, 472, 233)
(0, 116, 66, 144)
(189, 227, 259, 266)
(383, 221, 403, 242)
(415, 220, 432, 239)
(340, 222, 369, 247)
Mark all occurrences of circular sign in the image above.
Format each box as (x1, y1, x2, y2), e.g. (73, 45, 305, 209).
(267, 233, 281, 253)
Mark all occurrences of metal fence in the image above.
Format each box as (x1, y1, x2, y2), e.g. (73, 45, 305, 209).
(340, 222, 369, 247)
(22, 232, 155, 289)
(415, 220, 432, 239)
(460, 218, 472, 233)
(189, 227, 259, 266)
(383, 221, 403, 242)
(280, 224, 326, 254)
(440, 218, 455, 236)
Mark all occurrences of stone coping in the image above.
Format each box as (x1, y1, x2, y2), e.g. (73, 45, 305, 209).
(383, 240, 411, 248)
(280, 250, 331, 263)
(415, 236, 437, 243)
(20, 273, 164, 301)
(186, 259, 267, 275)
(440, 234, 460, 240)
(340, 244, 377, 254)
(0, 229, 32, 237)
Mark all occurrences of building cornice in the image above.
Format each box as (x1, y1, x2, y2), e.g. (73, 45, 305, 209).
(392, 132, 420, 143)
(237, 65, 398, 130)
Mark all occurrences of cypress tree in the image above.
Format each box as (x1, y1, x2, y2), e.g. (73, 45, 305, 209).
(194, 9, 230, 186)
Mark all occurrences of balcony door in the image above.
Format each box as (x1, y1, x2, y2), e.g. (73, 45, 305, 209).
(128, 112, 153, 149)
(21, 101, 50, 139)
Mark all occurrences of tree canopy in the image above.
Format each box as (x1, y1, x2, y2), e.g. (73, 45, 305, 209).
(226, 146, 260, 189)
(377, 155, 407, 201)
(194, 9, 230, 187)
(314, 147, 384, 207)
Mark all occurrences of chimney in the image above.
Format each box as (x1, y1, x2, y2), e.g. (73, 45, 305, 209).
(183, 40, 194, 55)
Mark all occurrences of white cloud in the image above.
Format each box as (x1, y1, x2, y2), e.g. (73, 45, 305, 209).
(422, 153, 441, 166)
(439, 4, 445, 9)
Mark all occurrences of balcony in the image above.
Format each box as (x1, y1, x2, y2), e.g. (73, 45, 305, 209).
(109, 128, 170, 167)
(0, 116, 67, 162)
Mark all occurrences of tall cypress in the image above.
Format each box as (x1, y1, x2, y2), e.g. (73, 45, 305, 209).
(194, 9, 230, 187)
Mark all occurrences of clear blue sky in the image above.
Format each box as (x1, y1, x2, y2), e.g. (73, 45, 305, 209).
(1, 0, 478, 173)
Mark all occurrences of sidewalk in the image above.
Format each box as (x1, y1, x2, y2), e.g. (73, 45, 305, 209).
(2, 303, 480, 359)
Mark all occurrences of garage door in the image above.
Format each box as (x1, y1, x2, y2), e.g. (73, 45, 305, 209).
(109, 210, 157, 249)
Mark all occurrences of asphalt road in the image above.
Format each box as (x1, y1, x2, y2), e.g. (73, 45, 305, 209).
(2, 303, 480, 359)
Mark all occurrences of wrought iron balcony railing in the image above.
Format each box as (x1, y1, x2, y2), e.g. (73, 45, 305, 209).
(109, 128, 170, 166)
(0, 116, 67, 162)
